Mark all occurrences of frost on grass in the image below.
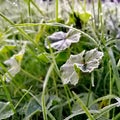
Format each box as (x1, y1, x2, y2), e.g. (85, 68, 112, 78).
(45, 29, 81, 51)
(60, 48, 104, 85)
(3, 43, 26, 82)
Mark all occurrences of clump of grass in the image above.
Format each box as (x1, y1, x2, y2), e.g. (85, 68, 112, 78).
(0, 0, 120, 120)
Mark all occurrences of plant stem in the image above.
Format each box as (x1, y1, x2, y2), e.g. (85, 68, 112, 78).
(55, 0, 59, 22)
(42, 63, 54, 120)
(108, 61, 112, 118)
(0, 76, 15, 113)
(15, 22, 99, 47)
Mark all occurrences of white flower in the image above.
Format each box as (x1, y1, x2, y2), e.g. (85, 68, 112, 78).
(60, 48, 104, 85)
(3, 43, 26, 82)
(3, 58, 21, 82)
(45, 29, 81, 51)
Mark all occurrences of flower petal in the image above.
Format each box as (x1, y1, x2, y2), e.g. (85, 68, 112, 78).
(60, 63, 79, 85)
(45, 29, 81, 51)
(75, 60, 100, 73)
(3, 58, 21, 82)
(60, 51, 85, 85)
(85, 48, 104, 62)
(66, 29, 81, 43)
(3, 43, 26, 82)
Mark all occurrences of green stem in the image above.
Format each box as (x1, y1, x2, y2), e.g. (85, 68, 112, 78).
(15, 22, 99, 47)
(108, 61, 112, 118)
(0, 76, 15, 113)
(28, 0, 31, 18)
(42, 63, 54, 120)
(64, 85, 72, 113)
(55, 0, 59, 22)
(21, 69, 43, 83)
(86, 85, 91, 107)
(108, 48, 120, 95)
(15, 86, 32, 109)
(0, 12, 41, 50)
(31, 0, 45, 16)
(52, 72, 58, 96)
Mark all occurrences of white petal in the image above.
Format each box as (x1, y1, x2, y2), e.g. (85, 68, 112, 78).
(76, 60, 99, 73)
(3, 58, 20, 82)
(50, 40, 71, 50)
(85, 48, 104, 62)
(66, 29, 81, 43)
(46, 29, 81, 51)
(47, 31, 66, 42)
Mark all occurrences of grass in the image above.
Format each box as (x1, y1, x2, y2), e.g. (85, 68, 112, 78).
(0, 0, 120, 120)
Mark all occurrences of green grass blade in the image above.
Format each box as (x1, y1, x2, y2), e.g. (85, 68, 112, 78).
(94, 103, 119, 119)
(0, 12, 38, 47)
(0, 76, 15, 113)
(15, 22, 99, 46)
(73, 92, 95, 120)
(42, 63, 54, 120)
(89, 94, 117, 108)
(64, 110, 99, 120)
(108, 48, 120, 95)
(55, 0, 59, 21)
(31, 0, 45, 16)
(15, 86, 32, 109)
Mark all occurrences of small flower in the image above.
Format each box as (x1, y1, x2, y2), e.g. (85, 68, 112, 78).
(45, 29, 81, 51)
(3, 58, 21, 82)
(3, 43, 26, 82)
(60, 48, 104, 85)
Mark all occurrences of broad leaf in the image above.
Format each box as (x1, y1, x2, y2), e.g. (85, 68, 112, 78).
(25, 97, 42, 120)
(79, 12, 91, 23)
(60, 48, 103, 85)
(38, 52, 50, 63)
(0, 101, 14, 120)
(72, 93, 97, 113)
(45, 29, 81, 51)
(24, 94, 61, 119)
(0, 45, 16, 54)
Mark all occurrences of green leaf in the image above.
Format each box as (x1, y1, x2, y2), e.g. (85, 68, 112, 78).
(24, 94, 61, 120)
(14, 43, 26, 63)
(0, 45, 16, 54)
(94, 103, 120, 119)
(25, 97, 42, 119)
(72, 92, 97, 113)
(38, 53, 50, 63)
(55, 51, 70, 63)
(73, 92, 95, 120)
(79, 12, 91, 23)
(108, 48, 120, 94)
